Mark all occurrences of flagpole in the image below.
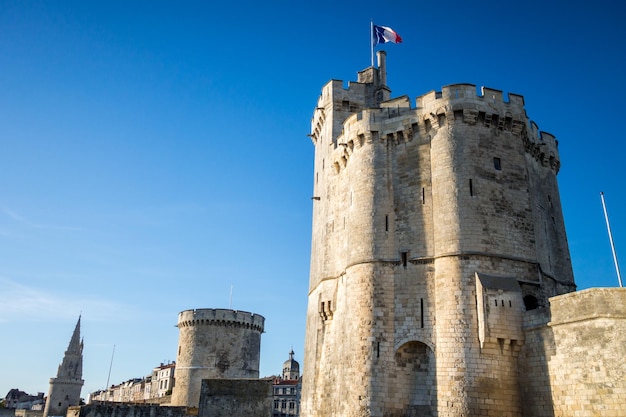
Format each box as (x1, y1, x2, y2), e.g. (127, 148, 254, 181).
(601, 191, 623, 287)
(105, 344, 115, 389)
(370, 20, 374, 68)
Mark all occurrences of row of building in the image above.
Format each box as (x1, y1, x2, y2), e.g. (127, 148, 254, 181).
(87, 350, 301, 417)
(87, 362, 175, 403)
(3, 350, 300, 417)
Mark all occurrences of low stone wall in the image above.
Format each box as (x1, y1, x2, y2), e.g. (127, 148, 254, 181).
(547, 288, 626, 417)
(197, 379, 272, 417)
(0, 410, 17, 417)
(14, 410, 43, 417)
(521, 288, 626, 417)
(67, 403, 189, 417)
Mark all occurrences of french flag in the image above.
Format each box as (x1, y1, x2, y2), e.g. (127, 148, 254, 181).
(373, 25, 402, 45)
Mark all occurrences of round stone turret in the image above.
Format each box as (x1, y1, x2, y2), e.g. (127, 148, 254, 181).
(170, 308, 265, 408)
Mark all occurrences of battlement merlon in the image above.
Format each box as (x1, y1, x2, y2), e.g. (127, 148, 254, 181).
(177, 308, 265, 331)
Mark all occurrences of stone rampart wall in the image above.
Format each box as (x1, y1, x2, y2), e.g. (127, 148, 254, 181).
(521, 288, 626, 417)
(67, 404, 189, 417)
(197, 379, 271, 417)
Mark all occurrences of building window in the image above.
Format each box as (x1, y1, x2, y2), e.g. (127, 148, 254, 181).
(494, 157, 502, 170)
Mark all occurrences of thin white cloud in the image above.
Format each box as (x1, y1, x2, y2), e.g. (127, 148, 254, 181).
(2, 206, 35, 226)
(0, 205, 83, 232)
(0, 277, 136, 323)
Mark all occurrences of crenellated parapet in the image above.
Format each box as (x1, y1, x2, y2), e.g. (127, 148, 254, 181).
(323, 83, 561, 174)
(176, 308, 265, 333)
(416, 85, 527, 136)
(417, 84, 560, 173)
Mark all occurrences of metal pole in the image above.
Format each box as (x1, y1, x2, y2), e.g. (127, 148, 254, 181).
(371, 20, 374, 68)
(106, 344, 115, 389)
(601, 192, 623, 287)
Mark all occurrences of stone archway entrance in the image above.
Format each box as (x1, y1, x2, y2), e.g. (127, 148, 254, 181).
(387, 341, 435, 417)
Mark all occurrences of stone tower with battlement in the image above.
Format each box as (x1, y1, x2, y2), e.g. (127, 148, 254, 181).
(44, 316, 84, 417)
(170, 308, 265, 408)
(301, 51, 576, 417)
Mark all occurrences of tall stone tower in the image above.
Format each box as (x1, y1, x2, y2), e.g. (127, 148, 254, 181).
(170, 308, 265, 408)
(44, 316, 84, 417)
(301, 52, 575, 417)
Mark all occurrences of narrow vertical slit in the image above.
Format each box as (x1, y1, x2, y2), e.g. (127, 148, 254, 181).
(422, 187, 425, 204)
(420, 298, 424, 328)
(469, 179, 474, 196)
(385, 215, 389, 232)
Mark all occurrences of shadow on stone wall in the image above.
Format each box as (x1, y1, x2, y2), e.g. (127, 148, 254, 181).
(519, 307, 555, 417)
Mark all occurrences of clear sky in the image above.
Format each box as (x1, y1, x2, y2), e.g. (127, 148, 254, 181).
(1, 0, 625, 398)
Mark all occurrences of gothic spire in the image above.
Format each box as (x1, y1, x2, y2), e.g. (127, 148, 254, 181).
(67, 315, 83, 354)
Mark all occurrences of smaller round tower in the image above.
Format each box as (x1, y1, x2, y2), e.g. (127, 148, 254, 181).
(171, 308, 265, 408)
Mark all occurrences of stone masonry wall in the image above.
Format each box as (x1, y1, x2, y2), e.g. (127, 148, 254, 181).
(197, 379, 272, 417)
(67, 404, 189, 417)
(521, 288, 626, 417)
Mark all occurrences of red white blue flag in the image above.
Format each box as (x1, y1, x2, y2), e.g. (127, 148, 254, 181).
(373, 25, 402, 45)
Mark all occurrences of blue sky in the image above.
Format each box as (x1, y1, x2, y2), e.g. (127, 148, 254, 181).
(1, 0, 625, 398)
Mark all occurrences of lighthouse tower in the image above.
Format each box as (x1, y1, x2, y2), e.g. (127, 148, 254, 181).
(44, 317, 84, 417)
(300, 52, 575, 417)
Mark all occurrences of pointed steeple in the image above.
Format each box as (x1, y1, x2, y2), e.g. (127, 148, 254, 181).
(56, 316, 83, 379)
(66, 315, 83, 356)
(44, 316, 84, 417)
